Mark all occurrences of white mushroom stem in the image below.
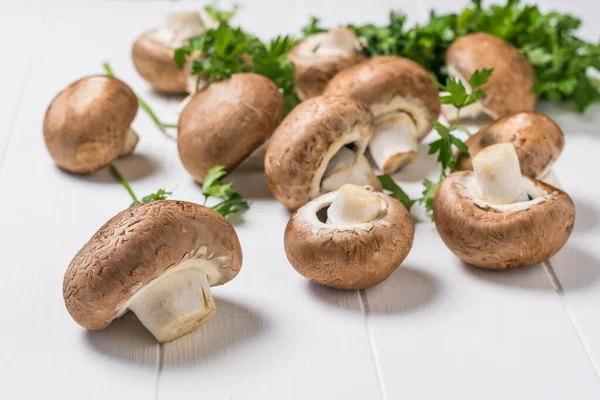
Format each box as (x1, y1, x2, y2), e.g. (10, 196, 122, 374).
(368, 113, 418, 174)
(540, 169, 562, 189)
(317, 29, 359, 55)
(150, 11, 205, 48)
(128, 268, 216, 343)
(472, 143, 528, 205)
(120, 128, 139, 157)
(322, 147, 381, 193)
(327, 184, 382, 224)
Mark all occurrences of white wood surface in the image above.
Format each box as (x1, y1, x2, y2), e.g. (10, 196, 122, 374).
(0, 0, 599, 399)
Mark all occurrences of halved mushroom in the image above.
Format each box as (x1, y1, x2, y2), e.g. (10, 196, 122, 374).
(132, 11, 209, 94)
(178, 73, 283, 183)
(43, 75, 138, 174)
(434, 143, 575, 270)
(287, 28, 366, 100)
(63, 200, 242, 343)
(324, 56, 440, 174)
(443, 33, 537, 123)
(264, 96, 381, 210)
(284, 184, 414, 289)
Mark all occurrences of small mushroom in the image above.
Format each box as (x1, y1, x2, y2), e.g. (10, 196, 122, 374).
(132, 11, 208, 94)
(284, 184, 414, 289)
(178, 73, 284, 183)
(264, 96, 381, 210)
(287, 28, 366, 100)
(324, 56, 440, 174)
(434, 143, 575, 270)
(44, 75, 138, 174)
(63, 200, 242, 343)
(443, 33, 537, 123)
(457, 111, 564, 187)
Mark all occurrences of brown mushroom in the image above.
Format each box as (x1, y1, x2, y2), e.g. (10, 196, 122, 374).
(287, 28, 366, 100)
(264, 96, 381, 210)
(457, 111, 564, 187)
(324, 56, 440, 174)
(434, 143, 575, 269)
(63, 200, 243, 343)
(43, 75, 138, 174)
(178, 73, 284, 183)
(132, 11, 208, 94)
(443, 33, 537, 122)
(284, 184, 414, 289)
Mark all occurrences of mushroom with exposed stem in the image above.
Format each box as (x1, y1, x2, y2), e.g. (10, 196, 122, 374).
(44, 75, 138, 174)
(264, 96, 381, 210)
(433, 143, 575, 269)
(456, 111, 564, 188)
(442, 33, 537, 123)
(178, 73, 284, 183)
(284, 184, 414, 289)
(63, 200, 242, 343)
(132, 11, 211, 94)
(287, 28, 366, 100)
(324, 56, 441, 174)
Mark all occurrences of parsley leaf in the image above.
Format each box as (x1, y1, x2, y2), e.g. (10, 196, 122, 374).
(418, 178, 440, 218)
(108, 164, 171, 207)
(201, 165, 249, 218)
(302, 16, 327, 36)
(378, 175, 416, 211)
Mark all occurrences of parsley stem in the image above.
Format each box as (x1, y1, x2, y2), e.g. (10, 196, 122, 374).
(108, 164, 139, 205)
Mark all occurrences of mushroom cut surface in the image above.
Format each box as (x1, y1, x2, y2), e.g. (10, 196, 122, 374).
(264, 96, 379, 210)
(44, 75, 138, 174)
(178, 73, 284, 183)
(457, 111, 564, 180)
(287, 28, 366, 100)
(446, 33, 537, 120)
(64, 200, 242, 341)
(433, 172, 575, 269)
(285, 185, 414, 290)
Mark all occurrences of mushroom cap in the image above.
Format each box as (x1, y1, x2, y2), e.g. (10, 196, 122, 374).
(43, 75, 138, 174)
(457, 112, 564, 179)
(287, 29, 366, 100)
(178, 73, 284, 183)
(446, 33, 537, 119)
(132, 30, 192, 94)
(284, 188, 414, 290)
(63, 200, 242, 330)
(323, 56, 440, 140)
(433, 171, 575, 269)
(264, 96, 373, 210)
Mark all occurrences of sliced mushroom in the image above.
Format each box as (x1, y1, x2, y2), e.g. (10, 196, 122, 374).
(132, 11, 208, 94)
(443, 33, 537, 123)
(434, 143, 575, 270)
(264, 96, 381, 210)
(284, 184, 414, 289)
(178, 73, 283, 183)
(324, 56, 440, 174)
(43, 75, 138, 174)
(457, 111, 564, 187)
(63, 200, 242, 343)
(287, 28, 366, 100)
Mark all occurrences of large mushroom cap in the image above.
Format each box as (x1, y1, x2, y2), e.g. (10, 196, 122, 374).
(64, 200, 242, 339)
(264, 96, 378, 210)
(446, 33, 537, 119)
(178, 73, 284, 183)
(284, 185, 414, 290)
(324, 56, 440, 140)
(44, 75, 138, 174)
(287, 28, 366, 100)
(433, 171, 575, 269)
(457, 112, 564, 179)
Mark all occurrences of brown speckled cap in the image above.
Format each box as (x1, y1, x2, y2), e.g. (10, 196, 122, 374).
(43, 75, 138, 174)
(63, 200, 242, 330)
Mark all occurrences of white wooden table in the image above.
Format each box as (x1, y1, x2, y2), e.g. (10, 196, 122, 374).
(1, 0, 599, 398)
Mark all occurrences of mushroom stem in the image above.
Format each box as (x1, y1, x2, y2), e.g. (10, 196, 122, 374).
(128, 268, 216, 343)
(368, 113, 418, 174)
(120, 128, 139, 157)
(150, 11, 205, 48)
(327, 184, 382, 224)
(322, 147, 381, 193)
(472, 143, 528, 205)
(441, 101, 484, 123)
(539, 169, 562, 189)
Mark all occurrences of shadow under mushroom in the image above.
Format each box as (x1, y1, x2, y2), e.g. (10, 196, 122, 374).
(61, 153, 160, 183)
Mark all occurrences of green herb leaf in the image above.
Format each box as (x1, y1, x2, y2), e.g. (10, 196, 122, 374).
(418, 178, 440, 220)
(201, 165, 249, 218)
(378, 175, 416, 211)
(140, 189, 172, 204)
(301, 16, 327, 36)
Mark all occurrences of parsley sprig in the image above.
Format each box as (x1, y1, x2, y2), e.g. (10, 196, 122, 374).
(202, 166, 249, 218)
(108, 164, 172, 207)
